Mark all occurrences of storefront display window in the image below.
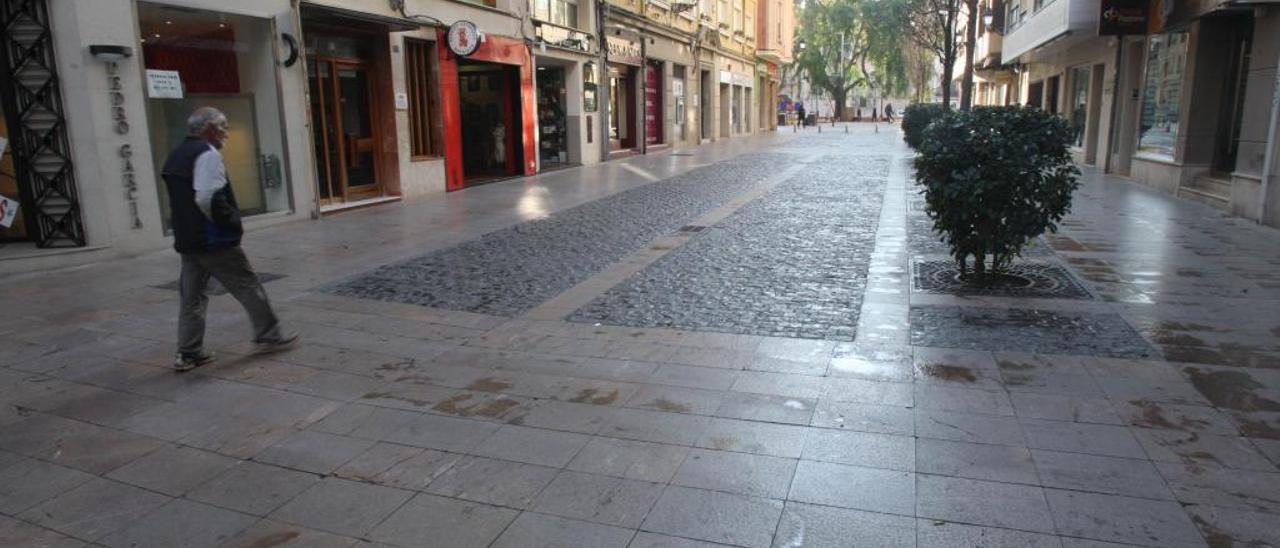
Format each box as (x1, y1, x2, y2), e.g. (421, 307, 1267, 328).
(1137, 31, 1188, 159)
(537, 67, 569, 168)
(139, 2, 292, 224)
(1069, 66, 1089, 148)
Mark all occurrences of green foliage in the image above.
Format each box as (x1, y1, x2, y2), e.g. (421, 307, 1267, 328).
(901, 103, 947, 149)
(795, 0, 909, 117)
(913, 106, 1081, 276)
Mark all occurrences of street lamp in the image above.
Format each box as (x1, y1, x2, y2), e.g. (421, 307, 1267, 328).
(982, 7, 994, 29)
(796, 39, 807, 128)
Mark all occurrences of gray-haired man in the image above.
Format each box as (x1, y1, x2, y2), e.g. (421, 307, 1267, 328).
(162, 107, 297, 371)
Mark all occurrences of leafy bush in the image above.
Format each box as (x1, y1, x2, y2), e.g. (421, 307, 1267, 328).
(914, 106, 1080, 278)
(901, 103, 948, 149)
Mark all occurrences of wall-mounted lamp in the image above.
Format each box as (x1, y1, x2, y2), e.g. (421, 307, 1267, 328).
(89, 45, 133, 62)
(981, 8, 994, 29)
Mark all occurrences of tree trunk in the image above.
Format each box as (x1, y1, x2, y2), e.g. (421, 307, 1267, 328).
(941, 6, 956, 108)
(960, 0, 978, 110)
(833, 89, 847, 120)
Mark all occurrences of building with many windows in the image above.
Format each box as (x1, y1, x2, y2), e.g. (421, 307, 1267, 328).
(0, 0, 795, 274)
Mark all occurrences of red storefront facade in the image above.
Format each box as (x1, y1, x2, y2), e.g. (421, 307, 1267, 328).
(437, 31, 537, 191)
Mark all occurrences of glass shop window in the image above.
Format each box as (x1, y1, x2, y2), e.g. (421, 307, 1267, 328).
(139, 2, 292, 225)
(1137, 31, 1188, 159)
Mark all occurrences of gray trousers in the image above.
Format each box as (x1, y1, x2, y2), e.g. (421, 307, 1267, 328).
(178, 246, 282, 355)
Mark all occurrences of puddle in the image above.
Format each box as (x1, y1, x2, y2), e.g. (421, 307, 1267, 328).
(433, 393, 521, 418)
(569, 388, 620, 405)
(918, 364, 977, 383)
(648, 398, 692, 413)
(467, 377, 513, 393)
(1236, 417, 1280, 440)
(1190, 515, 1236, 548)
(1184, 368, 1280, 412)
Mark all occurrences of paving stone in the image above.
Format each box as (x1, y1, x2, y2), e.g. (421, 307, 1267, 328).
(1184, 503, 1280, 548)
(910, 306, 1157, 358)
(773, 502, 915, 548)
(715, 393, 815, 425)
(1021, 419, 1146, 458)
(917, 475, 1056, 534)
(648, 364, 741, 391)
(694, 417, 808, 458)
(625, 385, 726, 415)
(1045, 489, 1207, 547)
(671, 448, 796, 498)
(641, 486, 784, 548)
(1133, 428, 1277, 472)
(628, 531, 731, 547)
(801, 428, 914, 471)
(18, 477, 170, 541)
(787, 460, 914, 516)
(913, 384, 1015, 415)
(219, 519, 359, 548)
(1009, 393, 1124, 425)
(810, 400, 914, 435)
(99, 498, 256, 548)
(1033, 450, 1173, 500)
(823, 378, 914, 406)
(382, 413, 501, 453)
(254, 430, 376, 475)
(187, 461, 319, 516)
(469, 424, 591, 467)
(601, 408, 712, 445)
(330, 154, 788, 316)
(916, 438, 1038, 484)
(423, 455, 559, 509)
(1156, 461, 1280, 513)
(106, 444, 238, 497)
(366, 448, 462, 490)
(730, 372, 825, 400)
(531, 470, 664, 528)
(269, 477, 413, 538)
(570, 156, 888, 340)
(567, 436, 690, 483)
(491, 512, 634, 548)
(0, 458, 95, 515)
(916, 410, 1027, 446)
(916, 520, 1065, 548)
(368, 493, 518, 548)
(331, 442, 425, 483)
(505, 400, 617, 434)
(0, 514, 85, 548)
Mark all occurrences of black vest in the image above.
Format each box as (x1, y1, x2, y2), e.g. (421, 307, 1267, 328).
(162, 137, 243, 254)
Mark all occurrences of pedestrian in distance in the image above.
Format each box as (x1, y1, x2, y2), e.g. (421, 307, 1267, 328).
(162, 107, 298, 372)
(796, 104, 806, 128)
(885, 103, 895, 123)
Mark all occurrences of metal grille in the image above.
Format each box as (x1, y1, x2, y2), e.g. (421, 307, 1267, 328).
(1, 0, 85, 247)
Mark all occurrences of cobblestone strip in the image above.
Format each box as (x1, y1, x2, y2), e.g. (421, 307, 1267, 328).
(568, 155, 891, 340)
(324, 153, 795, 317)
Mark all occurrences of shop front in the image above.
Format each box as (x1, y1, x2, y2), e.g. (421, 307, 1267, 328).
(532, 20, 597, 171)
(606, 35, 643, 155)
(439, 26, 536, 190)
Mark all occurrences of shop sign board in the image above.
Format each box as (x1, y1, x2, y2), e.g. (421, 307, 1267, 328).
(537, 24, 592, 53)
(1098, 0, 1147, 36)
(448, 21, 481, 57)
(145, 70, 183, 99)
(0, 195, 17, 228)
(607, 36, 642, 66)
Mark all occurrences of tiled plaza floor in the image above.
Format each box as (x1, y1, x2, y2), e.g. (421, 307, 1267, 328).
(2, 125, 1279, 547)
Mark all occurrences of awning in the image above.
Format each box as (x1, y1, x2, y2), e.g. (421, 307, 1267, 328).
(300, 1, 422, 32)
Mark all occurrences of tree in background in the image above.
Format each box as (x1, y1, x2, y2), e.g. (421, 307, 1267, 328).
(904, 42, 935, 103)
(905, 0, 963, 108)
(794, 0, 907, 120)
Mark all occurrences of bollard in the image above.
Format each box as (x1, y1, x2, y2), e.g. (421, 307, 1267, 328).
(818, 125, 821, 133)
(845, 125, 848, 134)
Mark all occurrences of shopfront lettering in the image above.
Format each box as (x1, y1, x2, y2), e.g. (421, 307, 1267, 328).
(119, 143, 141, 229)
(607, 36, 642, 66)
(106, 62, 130, 135)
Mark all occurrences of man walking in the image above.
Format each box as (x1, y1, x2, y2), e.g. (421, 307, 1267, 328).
(163, 107, 297, 372)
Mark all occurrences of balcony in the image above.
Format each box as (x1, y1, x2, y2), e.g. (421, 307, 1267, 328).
(1001, 0, 1099, 63)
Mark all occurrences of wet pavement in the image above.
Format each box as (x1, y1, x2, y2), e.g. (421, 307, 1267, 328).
(1, 125, 1279, 547)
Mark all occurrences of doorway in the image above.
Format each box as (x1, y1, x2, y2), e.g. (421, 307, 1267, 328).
(645, 61, 663, 146)
(1045, 75, 1061, 114)
(458, 60, 524, 184)
(308, 56, 382, 205)
(536, 66, 569, 170)
(0, 105, 28, 242)
(609, 63, 637, 151)
(719, 83, 731, 137)
(1214, 17, 1252, 173)
(1028, 80, 1044, 108)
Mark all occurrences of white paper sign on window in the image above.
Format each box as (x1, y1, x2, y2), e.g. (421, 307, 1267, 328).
(146, 70, 184, 99)
(0, 195, 18, 228)
(395, 92, 409, 110)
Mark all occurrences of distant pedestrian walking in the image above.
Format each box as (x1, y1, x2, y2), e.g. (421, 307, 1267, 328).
(796, 104, 806, 128)
(162, 107, 298, 372)
(885, 104, 895, 123)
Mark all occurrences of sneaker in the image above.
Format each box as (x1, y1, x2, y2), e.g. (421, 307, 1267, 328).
(173, 351, 215, 372)
(254, 333, 299, 355)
